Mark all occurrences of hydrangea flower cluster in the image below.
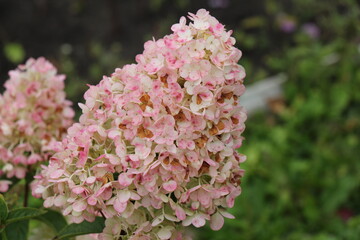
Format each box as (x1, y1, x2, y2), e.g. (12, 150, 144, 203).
(0, 57, 74, 192)
(33, 9, 247, 240)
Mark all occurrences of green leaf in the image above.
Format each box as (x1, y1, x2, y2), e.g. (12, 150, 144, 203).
(5, 220, 28, 240)
(6, 208, 46, 225)
(54, 217, 105, 240)
(36, 209, 67, 233)
(0, 195, 8, 223)
(0, 230, 7, 240)
(3, 43, 25, 64)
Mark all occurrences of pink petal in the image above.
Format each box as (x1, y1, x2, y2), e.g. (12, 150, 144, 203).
(54, 195, 67, 207)
(15, 168, 26, 178)
(76, 151, 88, 167)
(210, 212, 224, 231)
(87, 196, 97, 206)
(50, 169, 65, 179)
(118, 173, 133, 187)
(226, 195, 235, 208)
(130, 192, 141, 201)
(86, 176, 96, 184)
(192, 215, 206, 228)
(72, 186, 85, 194)
(0, 180, 11, 192)
(113, 197, 127, 213)
(163, 180, 177, 192)
(72, 200, 87, 212)
(204, 158, 217, 167)
(220, 210, 235, 219)
(108, 155, 121, 165)
(182, 216, 193, 227)
(175, 206, 186, 220)
(108, 130, 120, 139)
(43, 197, 54, 208)
(198, 190, 211, 206)
(118, 190, 131, 203)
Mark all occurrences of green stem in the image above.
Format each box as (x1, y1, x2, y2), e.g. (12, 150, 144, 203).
(1, 229, 8, 240)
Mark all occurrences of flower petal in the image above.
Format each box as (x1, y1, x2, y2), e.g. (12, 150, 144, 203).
(210, 212, 224, 231)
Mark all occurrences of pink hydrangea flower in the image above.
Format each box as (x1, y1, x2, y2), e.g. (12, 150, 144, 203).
(0, 57, 74, 191)
(34, 9, 246, 240)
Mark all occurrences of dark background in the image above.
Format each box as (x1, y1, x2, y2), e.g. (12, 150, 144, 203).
(1, 0, 293, 104)
(1, 0, 360, 239)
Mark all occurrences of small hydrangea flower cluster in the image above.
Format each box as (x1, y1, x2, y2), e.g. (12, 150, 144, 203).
(0, 57, 74, 192)
(33, 9, 246, 240)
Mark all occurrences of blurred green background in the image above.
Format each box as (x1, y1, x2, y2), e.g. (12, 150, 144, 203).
(1, 0, 360, 239)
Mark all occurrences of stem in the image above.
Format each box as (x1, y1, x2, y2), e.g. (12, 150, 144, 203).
(23, 166, 31, 207)
(100, 210, 106, 219)
(1, 230, 8, 240)
(23, 179, 29, 207)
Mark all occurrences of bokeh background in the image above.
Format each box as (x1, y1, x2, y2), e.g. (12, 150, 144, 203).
(1, 0, 360, 239)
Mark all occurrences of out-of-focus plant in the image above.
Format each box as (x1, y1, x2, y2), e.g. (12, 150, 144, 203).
(0, 58, 107, 240)
(196, 0, 360, 239)
(0, 194, 47, 240)
(0, 58, 74, 195)
(3, 43, 25, 64)
(0, 0, 358, 239)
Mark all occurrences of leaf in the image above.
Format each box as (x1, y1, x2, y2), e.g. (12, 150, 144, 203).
(0, 230, 7, 240)
(6, 208, 46, 225)
(3, 43, 25, 64)
(54, 217, 105, 240)
(36, 209, 67, 233)
(0, 195, 8, 223)
(5, 220, 28, 240)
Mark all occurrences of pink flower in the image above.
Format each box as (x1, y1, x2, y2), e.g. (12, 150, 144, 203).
(0, 57, 74, 192)
(179, 60, 211, 81)
(0, 180, 12, 192)
(171, 17, 193, 43)
(34, 8, 247, 239)
(188, 9, 211, 30)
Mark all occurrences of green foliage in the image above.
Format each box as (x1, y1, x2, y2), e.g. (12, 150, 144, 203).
(0, 195, 8, 224)
(54, 217, 106, 240)
(0, 194, 106, 239)
(0, 0, 359, 239)
(0, 197, 45, 240)
(36, 209, 68, 233)
(6, 208, 46, 225)
(3, 221, 29, 240)
(3, 43, 25, 64)
(196, 0, 360, 239)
